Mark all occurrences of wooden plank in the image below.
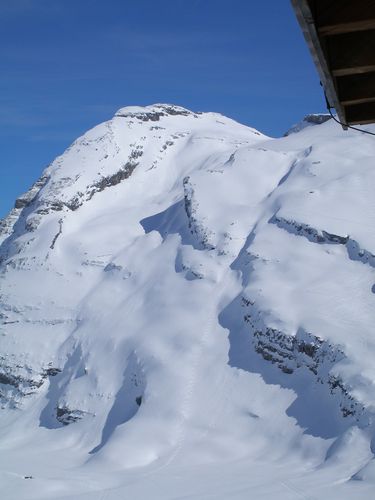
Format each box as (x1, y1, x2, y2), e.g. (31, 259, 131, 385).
(312, 0, 375, 34)
(333, 65, 375, 77)
(341, 97, 375, 106)
(327, 30, 375, 76)
(290, 0, 347, 125)
(337, 72, 375, 103)
(344, 101, 375, 124)
(319, 19, 375, 36)
(346, 118, 375, 125)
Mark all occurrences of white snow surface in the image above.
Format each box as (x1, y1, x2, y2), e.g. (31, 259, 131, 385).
(1, 104, 375, 499)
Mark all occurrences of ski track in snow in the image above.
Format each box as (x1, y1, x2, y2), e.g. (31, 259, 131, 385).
(147, 303, 218, 474)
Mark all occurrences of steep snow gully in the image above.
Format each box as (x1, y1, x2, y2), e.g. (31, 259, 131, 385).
(1, 104, 375, 499)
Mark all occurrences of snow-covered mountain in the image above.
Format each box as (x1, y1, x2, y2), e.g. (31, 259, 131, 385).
(1, 103, 375, 499)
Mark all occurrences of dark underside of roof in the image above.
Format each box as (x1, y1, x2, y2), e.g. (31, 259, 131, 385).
(292, 0, 375, 126)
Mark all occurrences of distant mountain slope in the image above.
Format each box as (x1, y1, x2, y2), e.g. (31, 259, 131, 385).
(1, 104, 375, 500)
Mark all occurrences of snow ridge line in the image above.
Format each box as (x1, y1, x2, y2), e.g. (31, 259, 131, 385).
(270, 215, 375, 271)
(277, 145, 312, 188)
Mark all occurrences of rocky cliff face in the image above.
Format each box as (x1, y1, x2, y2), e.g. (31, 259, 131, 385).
(284, 113, 332, 136)
(1, 104, 375, 499)
(0, 174, 49, 246)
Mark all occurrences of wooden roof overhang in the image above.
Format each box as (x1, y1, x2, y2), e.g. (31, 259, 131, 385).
(291, 0, 375, 126)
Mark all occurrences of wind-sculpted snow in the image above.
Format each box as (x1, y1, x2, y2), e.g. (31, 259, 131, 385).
(0, 105, 375, 499)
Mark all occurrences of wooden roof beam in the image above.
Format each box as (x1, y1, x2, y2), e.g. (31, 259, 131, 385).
(333, 65, 375, 77)
(341, 96, 375, 106)
(344, 101, 375, 124)
(311, 0, 375, 35)
(319, 19, 375, 36)
(327, 29, 375, 77)
(291, 0, 346, 124)
(292, 0, 375, 126)
(337, 72, 375, 105)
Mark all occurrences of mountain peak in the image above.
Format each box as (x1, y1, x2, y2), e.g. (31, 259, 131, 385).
(1, 106, 375, 499)
(114, 103, 201, 121)
(284, 113, 332, 136)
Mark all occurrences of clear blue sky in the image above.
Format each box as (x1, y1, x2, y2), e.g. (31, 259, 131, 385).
(0, 0, 325, 217)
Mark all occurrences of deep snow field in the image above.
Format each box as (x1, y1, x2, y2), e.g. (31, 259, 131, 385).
(1, 104, 375, 499)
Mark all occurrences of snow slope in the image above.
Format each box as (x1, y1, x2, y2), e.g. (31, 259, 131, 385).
(1, 103, 375, 499)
